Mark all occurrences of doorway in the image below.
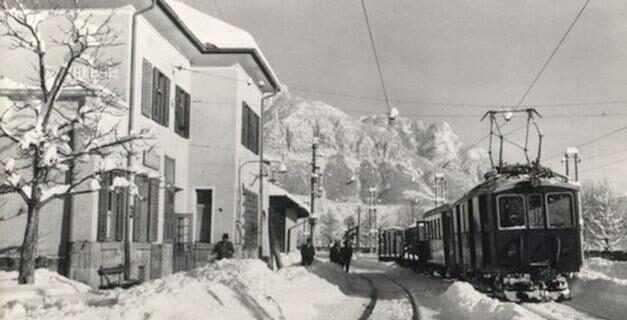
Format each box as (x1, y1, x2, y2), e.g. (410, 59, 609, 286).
(196, 189, 213, 243)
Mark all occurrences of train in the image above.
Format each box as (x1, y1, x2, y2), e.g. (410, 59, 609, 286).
(378, 163, 584, 302)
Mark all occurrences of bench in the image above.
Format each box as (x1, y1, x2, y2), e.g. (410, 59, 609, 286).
(97, 264, 141, 290)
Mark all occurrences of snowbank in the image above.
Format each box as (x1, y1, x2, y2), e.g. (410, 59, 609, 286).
(280, 250, 302, 267)
(569, 260, 627, 320)
(0, 269, 92, 319)
(584, 257, 627, 280)
(1, 260, 350, 320)
(442, 282, 542, 320)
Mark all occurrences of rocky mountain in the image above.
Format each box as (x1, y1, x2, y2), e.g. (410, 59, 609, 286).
(263, 90, 491, 205)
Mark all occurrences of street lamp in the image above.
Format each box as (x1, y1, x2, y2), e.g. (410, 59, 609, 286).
(309, 137, 320, 245)
(236, 159, 286, 251)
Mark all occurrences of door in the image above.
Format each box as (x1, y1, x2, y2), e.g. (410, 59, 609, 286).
(196, 190, 213, 243)
(173, 213, 193, 272)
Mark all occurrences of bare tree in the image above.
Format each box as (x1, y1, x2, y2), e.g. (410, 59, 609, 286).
(0, 0, 148, 284)
(582, 180, 626, 251)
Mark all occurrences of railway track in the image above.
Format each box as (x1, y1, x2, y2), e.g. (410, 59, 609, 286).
(358, 273, 420, 320)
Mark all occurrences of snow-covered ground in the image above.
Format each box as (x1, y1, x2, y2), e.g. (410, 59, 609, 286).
(2, 256, 627, 320)
(566, 257, 627, 320)
(0, 255, 362, 320)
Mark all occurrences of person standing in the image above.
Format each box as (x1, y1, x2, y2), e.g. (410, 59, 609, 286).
(340, 240, 353, 273)
(330, 241, 342, 265)
(300, 237, 315, 266)
(213, 233, 235, 260)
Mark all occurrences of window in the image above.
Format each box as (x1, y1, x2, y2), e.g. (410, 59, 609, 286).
(97, 170, 128, 242)
(527, 194, 545, 228)
(497, 195, 525, 229)
(152, 67, 170, 126)
(132, 175, 160, 242)
(547, 193, 574, 228)
(241, 102, 259, 154)
(174, 86, 191, 138)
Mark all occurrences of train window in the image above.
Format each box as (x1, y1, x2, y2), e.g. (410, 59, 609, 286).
(436, 219, 440, 239)
(547, 193, 574, 228)
(527, 194, 545, 228)
(497, 194, 526, 229)
(438, 219, 442, 239)
(427, 221, 431, 240)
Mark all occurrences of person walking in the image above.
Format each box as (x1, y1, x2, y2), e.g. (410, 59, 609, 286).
(213, 233, 235, 260)
(300, 237, 315, 266)
(340, 240, 353, 273)
(330, 241, 342, 265)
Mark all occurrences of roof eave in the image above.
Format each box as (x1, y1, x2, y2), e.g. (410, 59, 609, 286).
(156, 0, 281, 92)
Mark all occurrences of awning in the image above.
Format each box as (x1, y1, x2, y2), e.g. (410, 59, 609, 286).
(267, 183, 310, 219)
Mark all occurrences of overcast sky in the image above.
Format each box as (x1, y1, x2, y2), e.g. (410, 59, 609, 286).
(186, 0, 627, 192)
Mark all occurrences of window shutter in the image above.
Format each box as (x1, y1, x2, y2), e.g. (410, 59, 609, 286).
(184, 92, 191, 138)
(241, 104, 248, 147)
(174, 87, 182, 135)
(97, 173, 109, 241)
(132, 190, 141, 242)
(163, 77, 170, 127)
(115, 188, 126, 241)
(149, 177, 160, 242)
(141, 59, 152, 117)
(152, 68, 160, 121)
(163, 190, 175, 243)
(253, 112, 259, 154)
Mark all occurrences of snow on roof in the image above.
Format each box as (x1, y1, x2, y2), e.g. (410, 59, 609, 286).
(162, 0, 280, 90)
(267, 183, 310, 217)
(164, 0, 258, 50)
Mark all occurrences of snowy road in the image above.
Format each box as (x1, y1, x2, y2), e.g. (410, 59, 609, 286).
(2, 256, 625, 320)
(333, 255, 614, 320)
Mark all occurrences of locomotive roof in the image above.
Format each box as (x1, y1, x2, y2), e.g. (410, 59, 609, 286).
(422, 203, 451, 218)
(420, 165, 579, 217)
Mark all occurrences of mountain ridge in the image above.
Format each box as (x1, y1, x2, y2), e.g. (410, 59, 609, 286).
(263, 90, 491, 206)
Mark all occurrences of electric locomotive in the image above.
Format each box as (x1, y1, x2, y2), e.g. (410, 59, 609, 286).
(379, 109, 584, 302)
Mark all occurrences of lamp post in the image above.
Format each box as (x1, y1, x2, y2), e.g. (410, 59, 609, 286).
(434, 173, 446, 206)
(367, 187, 377, 253)
(309, 137, 320, 245)
(236, 159, 286, 255)
(258, 88, 279, 259)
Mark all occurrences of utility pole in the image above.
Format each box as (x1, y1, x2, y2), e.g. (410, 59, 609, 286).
(309, 137, 320, 245)
(563, 147, 580, 181)
(434, 173, 446, 206)
(367, 187, 377, 253)
(356, 206, 361, 253)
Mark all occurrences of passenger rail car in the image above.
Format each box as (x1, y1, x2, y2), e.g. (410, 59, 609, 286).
(378, 227, 404, 261)
(379, 165, 583, 302)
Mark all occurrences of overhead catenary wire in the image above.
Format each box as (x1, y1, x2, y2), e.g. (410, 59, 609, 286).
(359, 0, 391, 112)
(514, 0, 591, 109)
(177, 67, 627, 111)
(580, 155, 627, 174)
(583, 146, 627, 161)
(544, 123, 627, 161)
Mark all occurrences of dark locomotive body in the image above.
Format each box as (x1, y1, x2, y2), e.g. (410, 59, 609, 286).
(379, 168, 583, 301)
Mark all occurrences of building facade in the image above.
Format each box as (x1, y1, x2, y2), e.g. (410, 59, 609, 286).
(0, 0, 285, 287)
